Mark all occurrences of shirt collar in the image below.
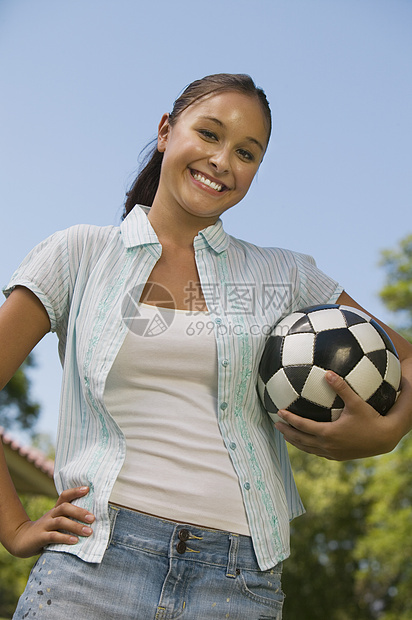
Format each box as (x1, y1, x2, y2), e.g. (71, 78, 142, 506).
(120, 205, 160, 248)
(120, 205, 230, 254)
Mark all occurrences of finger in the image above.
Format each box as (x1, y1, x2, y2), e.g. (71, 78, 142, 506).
(281, 435, 328, 457)
(275, 416, 320, 448)
(22, 528, 81, 554)
(51, 501, 95, 525)
(54, 486, 95, 524)
(55, 486, 90, 507)
(324, 371, 361, 406)
(36, 527, 88, 548)
(276, 410, 328, 436)
(45, 514, 94, 538)
(43, 531, 82, 546)
(275, 418, 343, 460)
(18, 512, 94, 557)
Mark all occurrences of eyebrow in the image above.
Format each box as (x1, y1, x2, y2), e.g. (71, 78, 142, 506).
(201, 116, 265, 152)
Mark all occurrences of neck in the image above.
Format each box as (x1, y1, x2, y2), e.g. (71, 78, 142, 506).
(148, 200, 218, 249)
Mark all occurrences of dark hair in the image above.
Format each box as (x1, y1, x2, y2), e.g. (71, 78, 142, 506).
(123, 73, 271, 218)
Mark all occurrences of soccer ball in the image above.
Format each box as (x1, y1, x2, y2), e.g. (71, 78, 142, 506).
(258, 304, 401, 423)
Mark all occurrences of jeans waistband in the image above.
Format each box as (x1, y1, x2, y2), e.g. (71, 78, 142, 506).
(107, 505, 275, 576)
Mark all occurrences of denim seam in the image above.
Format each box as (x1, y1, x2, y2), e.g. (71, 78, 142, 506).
(106, 505, 120, 549)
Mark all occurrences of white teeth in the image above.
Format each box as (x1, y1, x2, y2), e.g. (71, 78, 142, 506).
(192, 172, 223, 192)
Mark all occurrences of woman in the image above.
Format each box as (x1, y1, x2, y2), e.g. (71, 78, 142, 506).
(1, 73, 412, 619)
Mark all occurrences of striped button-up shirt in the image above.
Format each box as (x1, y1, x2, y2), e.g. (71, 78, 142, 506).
(4, 205, 342, 570)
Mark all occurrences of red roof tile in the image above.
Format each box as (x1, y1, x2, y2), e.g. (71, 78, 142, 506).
(0, 427, 54, 478)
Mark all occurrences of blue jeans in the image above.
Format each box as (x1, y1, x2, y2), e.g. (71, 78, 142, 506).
(14, 505, 284, 619)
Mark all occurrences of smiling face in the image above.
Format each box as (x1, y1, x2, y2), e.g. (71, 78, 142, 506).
(152, 90, 270, 226)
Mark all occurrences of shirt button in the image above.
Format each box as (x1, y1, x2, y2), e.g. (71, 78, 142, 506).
(222, 359, 229, 367)
(215, 318, 222, 325)
(243, 482, 251, 491)
(229, 442, 237, 450)
(178, 529, 190, 542)
(176, 541, 187, 554)
(220, 402, 228, 410)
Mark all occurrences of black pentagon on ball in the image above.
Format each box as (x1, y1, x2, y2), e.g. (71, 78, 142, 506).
(284, 366, 312, 396)
(332, 394, 345, 410)
(263, 386, 278, 414)
(367, 381, 398, 415)
(314, 328, 364, 376)
(287, 314, 315, 334)
(366, 350, 388, 379)
(259, 335, 284, 384)
(340, 308, 369, 328)
(287, 397, 332, 422)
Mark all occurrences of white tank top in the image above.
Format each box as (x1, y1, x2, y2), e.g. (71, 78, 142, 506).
(104, 303, 250, 535)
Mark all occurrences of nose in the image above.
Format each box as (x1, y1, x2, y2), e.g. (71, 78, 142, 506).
(209, 147, 230, 174)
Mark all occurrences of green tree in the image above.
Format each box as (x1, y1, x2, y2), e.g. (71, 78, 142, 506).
(352, 233, 412, 619)
(282, 448, 374, 620)
(283, 233, 412, 619)
(379, 233, 412, 341)
(0, 355, 40, 433)
(353, 438, 412, 620)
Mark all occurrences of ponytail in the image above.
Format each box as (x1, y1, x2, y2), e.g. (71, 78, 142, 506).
(123, 142, 163, 219)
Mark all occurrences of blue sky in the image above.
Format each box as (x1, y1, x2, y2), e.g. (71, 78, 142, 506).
(1, 0, 411, 443)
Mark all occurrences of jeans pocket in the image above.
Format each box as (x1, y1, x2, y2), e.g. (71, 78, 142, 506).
(236, 565, 285, 610)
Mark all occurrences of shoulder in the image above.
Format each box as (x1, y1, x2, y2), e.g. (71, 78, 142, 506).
(31, 223, 120, 255)
(226, 234, 317, 267)
(56, 225, 125, 286)
(65, 223, 120, 249)
(45, 223, 121, 266)
(23, 223, 123, 285)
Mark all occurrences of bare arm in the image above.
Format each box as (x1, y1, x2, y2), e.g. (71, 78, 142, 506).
(0, 286, 51, 391)
(275, 291, 412, 460)
(0, 287, 95, 557)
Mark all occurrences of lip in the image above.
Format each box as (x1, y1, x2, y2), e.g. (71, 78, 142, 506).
(189, 168, 229, 193)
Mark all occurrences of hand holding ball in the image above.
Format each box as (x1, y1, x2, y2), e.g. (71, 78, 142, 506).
(258, 305, 401, 423)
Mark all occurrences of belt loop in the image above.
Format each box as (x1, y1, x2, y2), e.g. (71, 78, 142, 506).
(106, 504, 120, 549)
(226, 533, 240, 578)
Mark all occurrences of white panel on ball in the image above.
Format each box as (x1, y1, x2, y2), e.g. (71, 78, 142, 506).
(282, 333, 315, 366)
(385, 351, 402, 387)
(346, 357, 383, 400)
(266, 369, 298, 410)
(349, 323, 385, 353)
(301, 366, 337, 408)
(308, 308, 346, 332)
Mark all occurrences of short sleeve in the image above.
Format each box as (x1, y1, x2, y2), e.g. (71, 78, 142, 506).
(2, 229, 71, 333)
(293, 251, 344, 309)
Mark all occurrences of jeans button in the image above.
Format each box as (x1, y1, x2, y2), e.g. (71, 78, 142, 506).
(178, 528, 190, 541)
(176, 540, 187, 554)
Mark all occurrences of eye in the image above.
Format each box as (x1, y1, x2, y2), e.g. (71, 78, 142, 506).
(237, 148, 254, 162)
(198, 129, 218, 141)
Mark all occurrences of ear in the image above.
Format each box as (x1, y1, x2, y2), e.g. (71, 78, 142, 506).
(157, 113, 171, 153)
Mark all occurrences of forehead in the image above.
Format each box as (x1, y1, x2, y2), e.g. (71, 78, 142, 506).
(178, 91, 270, 143)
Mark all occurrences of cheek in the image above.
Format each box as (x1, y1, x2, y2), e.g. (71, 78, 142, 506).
(237, 169, 258, 193)
(164, 139, 204, 172)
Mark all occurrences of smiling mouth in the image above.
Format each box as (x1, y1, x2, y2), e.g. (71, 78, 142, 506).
(190, 169, 227, 192)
